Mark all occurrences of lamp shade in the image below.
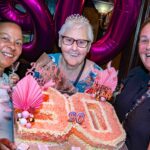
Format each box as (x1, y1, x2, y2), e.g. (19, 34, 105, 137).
(93, 0, 113, 14)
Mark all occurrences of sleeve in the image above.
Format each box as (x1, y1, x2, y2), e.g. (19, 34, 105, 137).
(93, 63, 103, 71)
(48, 53, 60, 66)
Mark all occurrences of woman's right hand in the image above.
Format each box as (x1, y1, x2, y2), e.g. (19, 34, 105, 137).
(31, 52, 54, 77)
(0, 138, 16, 150)
(34, 52, 51, 69)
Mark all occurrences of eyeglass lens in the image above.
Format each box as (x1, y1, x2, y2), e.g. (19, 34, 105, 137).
(62, 36, 89, 48)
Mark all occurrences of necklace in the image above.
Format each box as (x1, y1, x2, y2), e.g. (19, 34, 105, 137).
(122, 84, 150, 126)
(73, 59, 86, 87)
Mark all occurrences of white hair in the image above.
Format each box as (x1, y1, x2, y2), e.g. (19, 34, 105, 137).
(58, 14, 94, 42)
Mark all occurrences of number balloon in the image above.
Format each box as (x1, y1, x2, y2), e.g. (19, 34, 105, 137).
(0, 0, 55, 61)
(90, 0, 142, 64)
(0, 0, 142, 64)
(0, 0, 33, 31)
(54, 0, 85, 37)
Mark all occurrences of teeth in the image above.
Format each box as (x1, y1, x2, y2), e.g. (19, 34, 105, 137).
(146, 53, 150, 56)
(2, 52, 13, 58)
(69, 52, 78, 57)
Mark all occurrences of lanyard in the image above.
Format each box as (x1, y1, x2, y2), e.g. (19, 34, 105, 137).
(73, 59, 86, 87)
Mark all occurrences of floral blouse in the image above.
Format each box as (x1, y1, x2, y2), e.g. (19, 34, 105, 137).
(0, 73, 14, 141)
(48, 53, 102, 92)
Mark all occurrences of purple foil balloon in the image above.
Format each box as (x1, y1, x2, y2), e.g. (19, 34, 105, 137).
(54, 0, 85, 37)
(0, 0, 55, 62)
(20, 0, 55, 61)
(0, 0, 142, 63)
(0, 0, 33, 31)
(90, 0, 142, 64)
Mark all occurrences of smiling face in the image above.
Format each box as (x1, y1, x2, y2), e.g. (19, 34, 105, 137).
(0, 22, 23, 70)
(59, 25, 91, 67)
(139, 23, 150, 72)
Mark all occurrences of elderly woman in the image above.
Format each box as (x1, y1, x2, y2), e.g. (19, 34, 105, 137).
(114, 18, 150, 150)
(35, 14, 101, 93)
(0, 21, 23, 150)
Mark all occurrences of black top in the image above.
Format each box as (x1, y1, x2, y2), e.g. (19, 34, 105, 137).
(114, 66, 150, 150)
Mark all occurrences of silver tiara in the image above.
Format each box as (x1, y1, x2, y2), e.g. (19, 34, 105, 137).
(65, 14, 89, 24)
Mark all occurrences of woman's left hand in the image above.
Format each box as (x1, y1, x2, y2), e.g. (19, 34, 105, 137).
(0, 138, 16, 150)
(148, 143, 150, 150)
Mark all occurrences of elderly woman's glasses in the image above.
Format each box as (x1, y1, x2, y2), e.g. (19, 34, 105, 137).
(61, 36, 90, 48)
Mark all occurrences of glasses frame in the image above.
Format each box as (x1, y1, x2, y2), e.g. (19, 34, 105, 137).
(61, 35, 90, 48)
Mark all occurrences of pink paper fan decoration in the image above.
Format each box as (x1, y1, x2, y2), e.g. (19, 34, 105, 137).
(93, 61, 118, 92)
(12, 75, 43, 111)
(85, 61, 118, 101)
